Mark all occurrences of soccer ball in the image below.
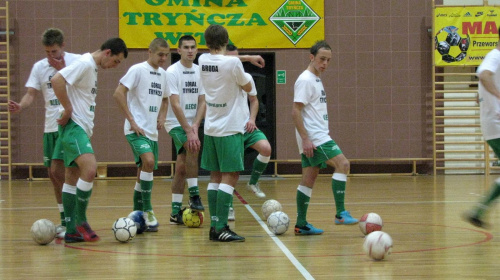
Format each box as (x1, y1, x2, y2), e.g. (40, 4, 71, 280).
(31, 219, 56, 245)
(267, 211, 290, 235)
(112, 217, 137, 243)
(359, 213, 383, 235)
(363, 231, 393, 261)
(262, 199, 282, 219)
(182, 209, 204, 228)
(128, 210, 147, 234)
(434, 25, 470, 63)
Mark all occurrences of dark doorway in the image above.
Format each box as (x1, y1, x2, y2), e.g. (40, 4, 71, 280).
(170, 52, 276, 176)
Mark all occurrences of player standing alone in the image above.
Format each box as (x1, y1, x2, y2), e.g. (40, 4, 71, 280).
(464, 28, 500, 229)
(292, 40, 358, 235)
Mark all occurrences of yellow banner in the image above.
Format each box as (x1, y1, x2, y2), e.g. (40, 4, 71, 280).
(434, 7, 499, 66)
(119, 0, 324, 49)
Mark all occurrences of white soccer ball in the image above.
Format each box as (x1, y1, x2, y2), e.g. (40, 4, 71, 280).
(363, 231, 393, 260)
(112, 217, 137, 243)
(262, 199, 282, 219)
(267, 211, 290, 235)
(359, 212, 383, 235)
(31, 219, 56, 245)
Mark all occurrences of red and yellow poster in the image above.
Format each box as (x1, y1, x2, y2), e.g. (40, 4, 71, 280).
(119, 0, 324, 49)
(434, 6, 499, 66)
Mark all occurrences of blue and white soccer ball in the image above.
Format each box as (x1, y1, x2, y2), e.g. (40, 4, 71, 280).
(128, 210, 147, 234)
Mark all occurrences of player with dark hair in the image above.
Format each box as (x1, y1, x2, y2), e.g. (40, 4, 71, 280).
(9, 28, 81, 238)
(464, 28, 500, 228)
(51, 37, 128, 243)
(114, 38, 170, 232)
(292, 40, 358, 235)
(165, 35, 206, 224)
(225, 44, 271, 221)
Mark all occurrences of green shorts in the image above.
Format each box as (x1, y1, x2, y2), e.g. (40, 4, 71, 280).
(169, 126, 187, 155)
(126, 133, 159, 169)
(43, 132, 63, 166)
(59, 119, 94, 167)
(301, 140, 343, 169)
(201, 134, 244, 172)
(488, 138, 500, 158)
(244, 129, 268, 150)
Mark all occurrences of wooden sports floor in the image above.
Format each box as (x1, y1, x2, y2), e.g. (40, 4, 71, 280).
(1, 174, 499, 279)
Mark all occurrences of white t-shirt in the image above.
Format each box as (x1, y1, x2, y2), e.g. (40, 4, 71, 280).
(165, 61, 205, 132)
(477, 48, 500, 141)
(58, 53, 98, 137)
(25, 52, 81, 133)
(242, 73, 257, 124)
(198, 53, 251, 136)
(119, 61, 169, 141)
(293, 69, 332, 154)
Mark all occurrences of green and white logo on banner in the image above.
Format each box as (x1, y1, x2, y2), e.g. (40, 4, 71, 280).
(270, 0, 320, 45)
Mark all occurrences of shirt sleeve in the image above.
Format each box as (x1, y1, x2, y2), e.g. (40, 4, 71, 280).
(119, 65, 139, 92)
(477, 50, 500, 76)
(166, 67, 179, 96)
(25, 62, 42, 90)
(294, 78, 312, 105)
(243, 73, 257, 96)
(233, 58, 251, 87)
(59, 60, 88, 86)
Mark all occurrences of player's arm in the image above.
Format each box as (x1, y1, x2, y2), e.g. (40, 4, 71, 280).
(157, 97, 168, 130)
(191, 94, 206, 132)
(245, 95, 259, 133)
(9, 87, 39, 113)
(113, 83, 144, 136)
(51, 73, 72, 126)
(478, 70, 500, 99)
(238, 55, 265, 68)
(241, 81, 252, 93)
(170, 94, 200, 152)
(292, 102, 315, 158)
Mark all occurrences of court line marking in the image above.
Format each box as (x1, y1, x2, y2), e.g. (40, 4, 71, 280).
(234, 190, 314, 280)
(0, 200, 483, 211)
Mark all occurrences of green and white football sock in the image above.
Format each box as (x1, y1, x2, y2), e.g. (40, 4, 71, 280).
(62, 183, 77, 234)
(133, 182, 143, 211)
(207, 183, 219, 227)
(215, 183, 233, 232)
(187, 178, 200, 197)
(172, 193, 183, 215)
(296, 185, 312, 227)
(249, 154, 270, 185)
(332, 173, 347, 217)
(140, 171, 154, 212)
(75, 179, 93, 225)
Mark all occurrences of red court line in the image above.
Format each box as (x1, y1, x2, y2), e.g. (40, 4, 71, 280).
(233, 190, 247, 205)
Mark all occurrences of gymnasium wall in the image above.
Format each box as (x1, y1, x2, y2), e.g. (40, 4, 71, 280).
(7, 0, 434, 174)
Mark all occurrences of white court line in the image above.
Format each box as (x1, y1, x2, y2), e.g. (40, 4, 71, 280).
(244, 204, 315, 280)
